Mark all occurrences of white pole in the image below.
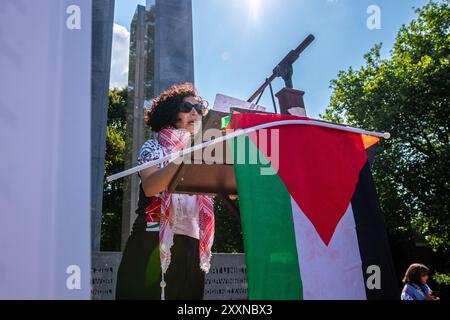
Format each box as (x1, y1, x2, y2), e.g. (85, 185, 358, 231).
(107, 119, 390, 182)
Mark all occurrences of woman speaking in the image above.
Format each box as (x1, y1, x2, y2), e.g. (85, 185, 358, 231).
(116, 83, 215, 300)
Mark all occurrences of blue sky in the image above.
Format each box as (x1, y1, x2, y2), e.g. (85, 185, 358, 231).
(111, 0, 432, 119)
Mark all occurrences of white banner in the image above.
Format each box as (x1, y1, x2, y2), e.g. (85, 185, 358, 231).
(0, 0, 92, 299)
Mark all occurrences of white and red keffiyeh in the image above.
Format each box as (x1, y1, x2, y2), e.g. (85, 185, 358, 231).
(157, 126, 215, 274)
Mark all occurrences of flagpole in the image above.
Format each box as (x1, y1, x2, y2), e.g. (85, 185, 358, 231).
(106, 120, 390, 182)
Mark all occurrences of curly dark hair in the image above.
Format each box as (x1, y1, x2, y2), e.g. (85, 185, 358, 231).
(402, 263, 430, 284)
(145, 82, 206, 132)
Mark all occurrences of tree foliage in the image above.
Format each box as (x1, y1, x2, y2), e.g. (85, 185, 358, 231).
(212, 199, 244, 253)
(322, 1, 449, 253)
(101, 88, 127, 251)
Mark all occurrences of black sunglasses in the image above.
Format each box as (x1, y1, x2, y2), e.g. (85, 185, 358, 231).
(179, 102, 203, 114)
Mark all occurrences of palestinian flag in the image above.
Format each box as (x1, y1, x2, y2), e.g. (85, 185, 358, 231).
(227, 113, 398, 300)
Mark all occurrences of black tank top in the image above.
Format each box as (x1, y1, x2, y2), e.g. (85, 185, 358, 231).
(135, 182, 153, 216)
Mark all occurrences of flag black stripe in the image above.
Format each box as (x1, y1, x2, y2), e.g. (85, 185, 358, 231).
(351, 159, 399, 300)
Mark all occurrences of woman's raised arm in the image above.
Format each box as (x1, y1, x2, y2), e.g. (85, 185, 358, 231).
(139, 161, 181, 197)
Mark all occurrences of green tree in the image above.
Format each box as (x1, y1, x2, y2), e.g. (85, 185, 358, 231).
(101, 88, 128, 251)
(212, 199, 244, 253)
(322, 1, 449, 253)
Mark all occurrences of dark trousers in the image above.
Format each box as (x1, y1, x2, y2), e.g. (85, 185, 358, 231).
(164, 234, 206, 300)
(116, 215, 205, 300)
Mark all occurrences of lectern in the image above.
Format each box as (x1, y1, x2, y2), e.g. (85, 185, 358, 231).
(167, 108, 270, 217)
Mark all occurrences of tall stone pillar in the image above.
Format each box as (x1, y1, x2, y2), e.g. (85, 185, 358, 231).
(154, 0, 195, 95)
(121, 5, 147, 249)
(91, 0, 115, 252)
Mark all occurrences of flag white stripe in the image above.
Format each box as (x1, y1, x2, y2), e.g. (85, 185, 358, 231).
(290, 198, 367, 300)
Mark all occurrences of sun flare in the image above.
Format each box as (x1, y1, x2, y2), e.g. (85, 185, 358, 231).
(248, 0, 261, 20)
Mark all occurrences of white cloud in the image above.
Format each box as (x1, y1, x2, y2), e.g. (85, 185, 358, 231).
(109, 23, 130, 89)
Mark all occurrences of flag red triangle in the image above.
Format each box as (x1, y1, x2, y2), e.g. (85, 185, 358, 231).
(230, 114, 376, 245)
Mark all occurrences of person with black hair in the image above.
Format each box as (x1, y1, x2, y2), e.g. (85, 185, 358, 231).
(115, 83, 214, 300)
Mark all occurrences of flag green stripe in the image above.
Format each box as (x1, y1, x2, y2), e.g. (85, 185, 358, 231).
(231, 135, 303, 300)
(221, 115, 231, 130)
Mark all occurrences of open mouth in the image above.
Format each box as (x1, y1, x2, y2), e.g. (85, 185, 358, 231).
(188, 120, 201, 126)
